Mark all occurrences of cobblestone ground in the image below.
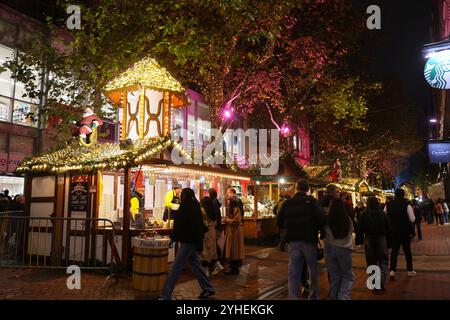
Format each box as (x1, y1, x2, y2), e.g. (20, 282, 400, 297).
(0, 223, 449, 300)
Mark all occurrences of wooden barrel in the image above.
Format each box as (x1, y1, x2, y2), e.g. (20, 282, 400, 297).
(132, 247, 169, 293)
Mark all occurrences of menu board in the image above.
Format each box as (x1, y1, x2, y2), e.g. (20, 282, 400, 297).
(70, 181, 89, 211)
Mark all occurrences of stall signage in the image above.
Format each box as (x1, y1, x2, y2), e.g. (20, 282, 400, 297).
(70, 181, 88, 211)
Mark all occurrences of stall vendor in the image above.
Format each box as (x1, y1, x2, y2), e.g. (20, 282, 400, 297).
(163, 184, 182, 221)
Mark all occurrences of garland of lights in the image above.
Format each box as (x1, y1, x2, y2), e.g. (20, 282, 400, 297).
(104, 57, 184, 93)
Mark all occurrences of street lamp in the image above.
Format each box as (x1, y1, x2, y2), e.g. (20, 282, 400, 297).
(430, 118, 438, 124)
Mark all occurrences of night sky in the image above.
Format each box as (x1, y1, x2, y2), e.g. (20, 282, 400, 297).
(353, 0, 433, 115)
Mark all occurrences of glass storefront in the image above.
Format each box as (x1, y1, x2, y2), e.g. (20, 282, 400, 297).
(0, 175, 24, 196)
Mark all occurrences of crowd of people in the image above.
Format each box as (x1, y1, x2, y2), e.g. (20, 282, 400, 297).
(160, 187, 245, 300)
(274, 182, 423, 300)
(158, 180, 441, 300)
(0, 189, 25, 212)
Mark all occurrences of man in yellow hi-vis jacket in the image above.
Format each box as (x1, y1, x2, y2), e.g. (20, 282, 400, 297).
(163, 185, 182, 221)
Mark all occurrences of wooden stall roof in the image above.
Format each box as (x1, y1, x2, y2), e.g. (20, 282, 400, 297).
(15, 136, 173, 174)
(104, 57, 185, 94)
(15, 136, 253, 179)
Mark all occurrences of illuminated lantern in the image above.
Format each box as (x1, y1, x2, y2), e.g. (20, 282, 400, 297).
(104, 57, 188, 141)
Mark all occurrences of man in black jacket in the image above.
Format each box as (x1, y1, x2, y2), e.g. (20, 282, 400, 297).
(359, 197, 391, 293)
(277, 180, 326, 300)
(385, 189, 416, 279)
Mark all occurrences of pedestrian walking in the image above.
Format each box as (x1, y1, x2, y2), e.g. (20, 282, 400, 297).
(161, 188, 215, 300)
(434, 199, 444, 226)
(412, 200, 423, 240)
(277, 180, 326, 300)
(274, 194, 290, 251)
(223, 191, 245, 275)
(423, 198, 435, 224)
(208, 188, 225, 275)
(199, 196, 218, 277)
(358, 197, 391, 293)
(323, 198, 355, 300)
(441, 199, 449, 224)
(386, 189, 416, 280)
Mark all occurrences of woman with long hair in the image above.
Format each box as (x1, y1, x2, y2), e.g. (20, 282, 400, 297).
(161, 188, 215, 300)
(223, 193, 245, 275)
(323, 198, 355, 300)
(359, 196, 391, 294)
(199, 196, 218, 276)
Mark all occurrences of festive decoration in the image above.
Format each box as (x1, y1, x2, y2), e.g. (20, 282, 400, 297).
(104, 57, 185, 93)
(330, 158, 343, 183)
(222, 108, 233, 120)
(71, 108, 104, 147)
(16, 136, 172, 174)
(280, 123, 291, 137)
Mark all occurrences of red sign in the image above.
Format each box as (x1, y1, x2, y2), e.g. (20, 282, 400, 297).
(0, 152, 7, 172)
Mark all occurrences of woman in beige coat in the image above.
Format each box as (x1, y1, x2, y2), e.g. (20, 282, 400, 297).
(224, 195, 245, 275)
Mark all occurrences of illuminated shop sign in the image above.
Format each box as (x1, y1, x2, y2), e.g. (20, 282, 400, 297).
(428, 142, 450, 164)
(423, 40, 450, 89)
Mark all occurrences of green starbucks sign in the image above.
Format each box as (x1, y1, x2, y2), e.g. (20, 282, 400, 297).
(424, 51, 450, 89)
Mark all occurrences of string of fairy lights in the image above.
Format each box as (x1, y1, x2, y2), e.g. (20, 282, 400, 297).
(15, 135, 279, 177)
(104, 57, 185, 93)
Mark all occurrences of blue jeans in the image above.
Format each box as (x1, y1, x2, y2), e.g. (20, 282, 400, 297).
(324, 244, 355, 300)
(288, 241, 318, 300)
(444, 212, 449, 223)
(162, 242, 214, 300)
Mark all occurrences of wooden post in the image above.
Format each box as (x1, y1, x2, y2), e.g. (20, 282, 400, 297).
(122, 168, 132, 269)
(121, 91, 128, 141)
(253, 184, 258, 221)
(52, 175, 66, 266)
(139, 86, 145, 139)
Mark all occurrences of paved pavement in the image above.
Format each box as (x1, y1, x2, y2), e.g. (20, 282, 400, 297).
(0, 223, 449, 300)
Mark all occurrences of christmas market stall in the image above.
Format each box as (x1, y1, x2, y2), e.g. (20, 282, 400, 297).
(242, 157, 306, 244)
(15, 57, 251, 270)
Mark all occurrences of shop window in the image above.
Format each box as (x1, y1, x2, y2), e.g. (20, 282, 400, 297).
(171, 107, 184, 138)
(14, 65, 41, 104)
(12, 100, 38, 127)
(297, 134, 302, 152)
(0, 96, 11, 122)
(0, 44, 14, 98)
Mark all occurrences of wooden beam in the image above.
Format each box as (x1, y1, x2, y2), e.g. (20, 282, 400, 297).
(139, 87, 145, 139)
(122, 167, 131, 269)
(121, 91, 128, 141)
(52, 175, 65, 266)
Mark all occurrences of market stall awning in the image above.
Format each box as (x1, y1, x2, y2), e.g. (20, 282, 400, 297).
(15, 137, 254, 179)
(15, 137, 173, 174)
